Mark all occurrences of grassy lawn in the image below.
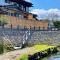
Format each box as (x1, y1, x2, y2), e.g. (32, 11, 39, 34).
(16, 44, 56, 60)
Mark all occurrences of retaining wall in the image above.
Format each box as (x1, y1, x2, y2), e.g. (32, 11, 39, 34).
(0, 29, 60, 47)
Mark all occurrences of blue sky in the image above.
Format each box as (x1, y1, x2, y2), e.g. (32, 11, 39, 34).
(0, 0, 60, 19)
(0, 0, 9, 5)
(26, 0, 60, 19)
(31, 0, 60, 10)
(0, 0, 60, 9)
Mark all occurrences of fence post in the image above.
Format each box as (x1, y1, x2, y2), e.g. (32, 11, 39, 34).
(2, 24, 4, 29)
(39, 26, 40, 30)
(43, 27, 45, 31)
(30, 26, 31, 30)
(11, 24, 12, 29)
(24, 26, 27, 30)
(34, 26, 35, 30)
(17, 25, 19, 30)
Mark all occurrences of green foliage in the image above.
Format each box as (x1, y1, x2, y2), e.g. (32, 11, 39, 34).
(16, 54, 28, 60)
(33, 45, 55, 52)
(16, 45, 56, 60)
(0, 18, 8, 26)
(0, 39, 14, 54)
(3, 40, 14, 52)
(53, 21, 60, 28)
(0, 44, 4, 54)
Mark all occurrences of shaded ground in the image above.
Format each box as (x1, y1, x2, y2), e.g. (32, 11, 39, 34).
(0, 47, 35, 60)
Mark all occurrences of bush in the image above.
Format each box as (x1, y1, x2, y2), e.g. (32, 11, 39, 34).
(3, 40, 14, 52)
(0, 44, 4, 54)
(53, 21, 60, 28)
(0, 19, 8, 26)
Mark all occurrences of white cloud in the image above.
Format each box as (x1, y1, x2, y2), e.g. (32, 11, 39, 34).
(31, 9, 47, 15)
(25, 0, 31, 2)
(31, 9, 60, 20)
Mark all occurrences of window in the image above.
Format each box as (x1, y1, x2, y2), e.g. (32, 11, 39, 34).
(7, 12, 10, 16)
(16, 14, 19, 17)
(11, 13, 13, 16)
(13, 13, 16, 16)
(19, 15, 24, 19)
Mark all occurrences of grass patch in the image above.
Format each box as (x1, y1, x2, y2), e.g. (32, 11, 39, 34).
(16, 44, 56, 60)
(34, 44, 55, 52)
(16, 54, 28, 60)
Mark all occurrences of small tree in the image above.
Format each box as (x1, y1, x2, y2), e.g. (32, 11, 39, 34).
(53, 21, 60, 28)
(0, 18, 8, 26)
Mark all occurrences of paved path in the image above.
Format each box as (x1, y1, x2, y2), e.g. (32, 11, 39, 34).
(0, 47, 35, 60)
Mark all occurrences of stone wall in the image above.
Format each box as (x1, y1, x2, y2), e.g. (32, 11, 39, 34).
(28, 30, 60, 45)
(0, 28, 60, 47)
(0, 29, 25, 47)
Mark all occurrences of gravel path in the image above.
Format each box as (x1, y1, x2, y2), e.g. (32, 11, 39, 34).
(0, 47, 35, 60)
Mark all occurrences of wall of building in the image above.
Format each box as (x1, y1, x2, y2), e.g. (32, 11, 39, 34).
(0, 14, 48, 29)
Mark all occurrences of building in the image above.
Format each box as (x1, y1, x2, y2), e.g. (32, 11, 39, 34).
(0, 0, 48, 30)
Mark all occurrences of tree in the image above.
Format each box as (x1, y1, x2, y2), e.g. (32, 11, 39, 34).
(33, 14, 38, 20)
(47, 12, 59, 21)
(53, 21, 60, 28)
